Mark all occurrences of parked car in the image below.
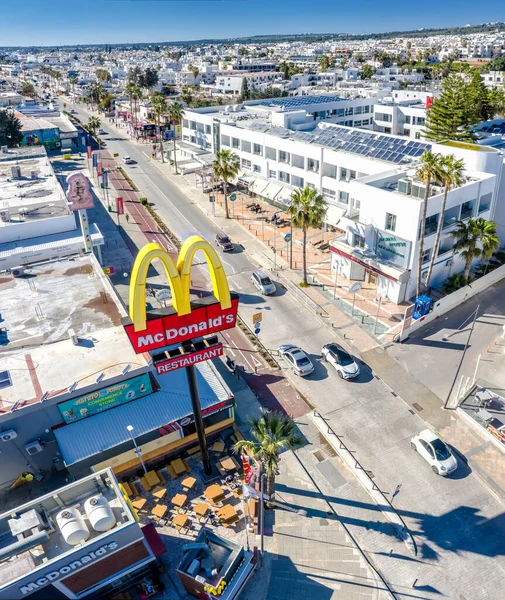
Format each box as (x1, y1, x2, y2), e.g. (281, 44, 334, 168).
(98, 128, 105, 135)
(278, 344, 314, 376)
(215, 233, 233, 251)
(321, 343, 360, 379)
(411, 429, 458, 476)
(251, 270, 276, 295)
(122, 156, 133, 164)
(70, 109, 77, 114)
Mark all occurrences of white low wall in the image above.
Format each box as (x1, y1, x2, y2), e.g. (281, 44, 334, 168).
(401, 263, 505, 340)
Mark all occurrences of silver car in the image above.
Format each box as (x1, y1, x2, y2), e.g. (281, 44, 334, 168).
(251, 270, 276, 295)
(278, 344, 314, 376)
(411, 429, 458, 476)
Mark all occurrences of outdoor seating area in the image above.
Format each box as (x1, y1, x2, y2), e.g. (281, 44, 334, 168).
(460, 386, 505, 449)
(119, 433, 249, 541)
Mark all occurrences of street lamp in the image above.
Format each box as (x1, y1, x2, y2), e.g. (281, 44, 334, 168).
(126, 425, 147, 474)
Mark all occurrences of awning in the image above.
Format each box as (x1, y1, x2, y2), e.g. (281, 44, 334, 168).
(261, 182, 283, 200)
(237, 173, 255, 187)
(276, 186, 295, 206)
(54, 363, 232, 466)
(142, 523, 167, 556)
(325, 205, 346, 227)
(249, 178, 269, 195)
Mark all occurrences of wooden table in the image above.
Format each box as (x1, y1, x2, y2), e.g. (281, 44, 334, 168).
(152, 504, 168, 519)
(171, 458, 186, 475)
(172, 513, 189, 529)
(132, 497, 147, 511)
(152, 486, 167, 499)
(217, 504, 238, 522)
(211, 441, 225, 452)
(204, 484, 225, 503)
(193, 502, 210, 518)
(144, 470, 160, 487)
(182, 476, 196, 490)
(171, 493, 188, 508)
(220, 457, 239, 472)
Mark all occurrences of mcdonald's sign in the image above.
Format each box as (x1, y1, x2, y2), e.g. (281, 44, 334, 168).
(122, 236, 239, 354)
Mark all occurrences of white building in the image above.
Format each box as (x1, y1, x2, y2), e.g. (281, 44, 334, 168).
(181, 95, 504, 303)
(481, 71, 505, 88)
(373, 100, 427, 139)
(213, 71, 284, 95)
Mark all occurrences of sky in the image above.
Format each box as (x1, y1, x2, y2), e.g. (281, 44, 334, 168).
(1, 0, 504, 47)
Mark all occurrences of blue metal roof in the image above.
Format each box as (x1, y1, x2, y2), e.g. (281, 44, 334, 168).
(54, 365, 231, 466)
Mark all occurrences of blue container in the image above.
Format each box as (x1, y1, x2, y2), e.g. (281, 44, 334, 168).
(413, 295, 433, 320)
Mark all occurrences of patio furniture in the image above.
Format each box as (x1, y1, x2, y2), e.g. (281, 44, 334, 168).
(186, 446, 201, 456)
(193, 502, 210, 518)
(155, 470, 165, 484)
(152, 504, 168, 519)
(211, 441, 225, 453)
(171, 458, 186, 475)
(121, 482, 133, 497)
(183, 458, 191, 473)
(220, 456, 239, 473)
(204, 484, 225, 504)
(172, 513, 189, 531)
(171, 493, 188, 509)
(152, 486, 167, 500)
(140, 476, 152, 492)
(145, 470, 161, 488)
(166, 465, 177, 479)
(132, 497, 148, 511)
(182, 476, 197, 491)
(128, 482, 139, 497)
(216, 504, 238, 523)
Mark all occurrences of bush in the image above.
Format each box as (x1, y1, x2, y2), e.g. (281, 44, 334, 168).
(139, 197, 148, 206)
(442, 273, 471, 294)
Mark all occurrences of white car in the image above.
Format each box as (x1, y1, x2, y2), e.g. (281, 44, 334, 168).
(411, 429, 458, 476)
(278, 344, 314, 377)
(321, 343, 360, 380)
(122, 156, 133, 164)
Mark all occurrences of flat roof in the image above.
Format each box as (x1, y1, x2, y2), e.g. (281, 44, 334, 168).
(0, 255, 141, 413)
(254, 94, 346, 108)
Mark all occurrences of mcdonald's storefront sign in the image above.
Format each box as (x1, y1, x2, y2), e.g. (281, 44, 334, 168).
(122, 236, 239, 354)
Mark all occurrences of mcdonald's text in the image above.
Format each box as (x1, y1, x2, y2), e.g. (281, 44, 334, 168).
(123, 297, 239, 353)
(155, 344, 223, 374)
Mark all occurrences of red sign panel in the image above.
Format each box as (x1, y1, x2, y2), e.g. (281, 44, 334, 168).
(156, 344, 223, 374)
(97, 162, 103, 177)
(123, 297, 239, 354)
(117, 197, 124, 215)
(86, 146, 92, 159)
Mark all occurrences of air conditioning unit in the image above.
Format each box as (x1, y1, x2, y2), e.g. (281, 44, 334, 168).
(25, 440, 43, 455)
(11, 166, 21, 179)
(11, 267, 26, 278)
(30, 171, 38, 179)
(411, 182, 426, 199)
(0, 210, 9, 223)
(397, 178, 412, 195)
(1, 430, 17, 442)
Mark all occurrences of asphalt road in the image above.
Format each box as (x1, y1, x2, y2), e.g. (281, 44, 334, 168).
(64, 99, 505, 599)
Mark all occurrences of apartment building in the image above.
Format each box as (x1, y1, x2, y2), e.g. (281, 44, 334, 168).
(212, 71, 284, 95)
(373, 100, 427, 139)
(181, 95, 504, 303)
(481, 71, 505, 88)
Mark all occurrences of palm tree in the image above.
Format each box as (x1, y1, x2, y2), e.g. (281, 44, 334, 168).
(212, 149, 240, 218)
(287, 187, 328, 285)
(416, 151, 443, 296)
(87, 116, 101, 138)
(180, 86, 193, 105)
(129, 84, 143, 138)
(233, 410, 302, 503)
(69, 75, 78, 100)
(166, 102, 185, 174)
(424, 155, 465, 288)
(453, 218, 499, 279)
(87, 81, 105, 108)
(151, 92, 167, 162)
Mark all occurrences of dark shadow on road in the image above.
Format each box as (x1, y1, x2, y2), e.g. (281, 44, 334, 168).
(237, 292, 267, 305)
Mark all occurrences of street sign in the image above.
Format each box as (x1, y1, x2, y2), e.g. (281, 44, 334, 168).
(254, 328, 261, 335)
(348, 282, 362, 294)
(252, 312, 262, 325)
(103, 266, 115, 275)
(209, 196, 215, 203)
(229, 193, 237, 202)
(284, 233, 292, 242)
(116, 197, 124, 215)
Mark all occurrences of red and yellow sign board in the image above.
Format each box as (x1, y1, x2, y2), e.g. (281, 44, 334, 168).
(155, 344, 223, 374)
(123, 236, 238, 353)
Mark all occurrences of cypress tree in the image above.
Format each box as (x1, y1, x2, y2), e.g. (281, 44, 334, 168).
(240, 77, 250, 101)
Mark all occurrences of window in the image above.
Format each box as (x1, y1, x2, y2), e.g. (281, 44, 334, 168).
(415, 132, 421, 140)
(345, 106, 354, 116)
(362, 118, 370, 125)
(182, 119, 189, 128)
(354, 120, 362, 127)
(322, 163, 337, 178)
(221, 134, 230, 147)
(404, 129, 410, 136)
(268, 170, 277, 179)
(197, 123, 204, 133)
(241, 158, 251, 169)
(242, 140, 251, 153)
(292, 154, 304, 169)
(442, 205, 459, 229)
(232, 137, 240, 149)
(307, 158, 319, 173)
(292, 175, 304, 188)
(364, 105, 370, 113)
(265, 146, 276, 160)
(253, 143, 263, 156)
(336, 108, 345, 118)
(405, 115, 411, 124)
(438, 235, 453, 256)
(183, 135, 189, 141)
(279, 171, 290, 183)
(461, 200, 474, 220)
(322, 188, 336, 200)
(375, 113, 392, 122)
(190, 136, 196, 144)
(205, 124, 211, 134)
(253, 164, 261, 173)
(345, 120, 353, 127)
(479, 192, 492, 213)
(422, 248, 431, 264)
(349, 170, 356, 180)
(353, 233, 365, 249)
(425, 214, 439, 236)
(307, 183, 316, 189)
(354, 106, 362, 115)
(385, 213, 397, 232)
(338, 191, 349, 205)
(190, 121, 196, 130)
(414, 117, 425, 126)
(0, 371, 12, 390)
(340, 168, 348, 181)
(279, 150, 290, 163)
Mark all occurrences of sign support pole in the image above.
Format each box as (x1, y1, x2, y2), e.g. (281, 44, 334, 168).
(186, 364, 212, 476)
(374, 296, 382, 334)
(289, 224, 293, 270)
(352, 292, 357, 316)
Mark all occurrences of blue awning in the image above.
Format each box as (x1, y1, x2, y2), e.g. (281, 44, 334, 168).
(54, 364, 232, 466)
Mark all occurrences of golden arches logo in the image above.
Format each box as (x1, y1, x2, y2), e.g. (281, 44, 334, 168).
(129, 235, 232, 332)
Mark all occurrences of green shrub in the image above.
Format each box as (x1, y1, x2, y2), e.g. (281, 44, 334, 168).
(139, 197, 148, 206)
(442, 273, 471, 293)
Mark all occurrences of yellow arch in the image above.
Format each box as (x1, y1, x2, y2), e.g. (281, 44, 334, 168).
(129, 236, 232, 332)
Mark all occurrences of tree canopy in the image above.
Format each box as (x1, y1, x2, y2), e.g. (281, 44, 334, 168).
(0, 111, 23, 147)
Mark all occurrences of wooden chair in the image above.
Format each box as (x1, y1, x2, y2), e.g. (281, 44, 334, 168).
(155, 470, 165, 484)
(186, 446, 200, 456)
(140, 476, 151, 492)
(166, 464, 177, 479)
(183, 459, 191, 473)
(129, 482, 139, 497)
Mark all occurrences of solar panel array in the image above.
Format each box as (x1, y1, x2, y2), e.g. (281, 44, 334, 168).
(289, 127, 431, 163)
(255, 95, 345, 109)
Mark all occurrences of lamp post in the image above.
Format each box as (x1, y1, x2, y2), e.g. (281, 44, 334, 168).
(126, 425, 147, 474)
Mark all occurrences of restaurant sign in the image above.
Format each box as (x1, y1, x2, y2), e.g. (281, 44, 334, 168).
(155, 344, 223, 374)
(58, 373, 153, 423)
(376, 231, 411, 268)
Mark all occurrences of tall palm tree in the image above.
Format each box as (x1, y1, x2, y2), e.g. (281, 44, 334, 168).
(180, 86, 194, 105)
(88, 116, 101, 138)
(233, 410, 302, 503)
(212, 149, 240, 218)
(287, 186, 328, 285)
(129, 84, 143, 138)
(166, 102, 185, 174)
(69, 75, 78, 100)
(87, 81, 105, 108)
(453, 218, 499, 279)
(151, 92, 167, 162)
(416, 151, 443, 296)
(424, 155, 465, 288)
